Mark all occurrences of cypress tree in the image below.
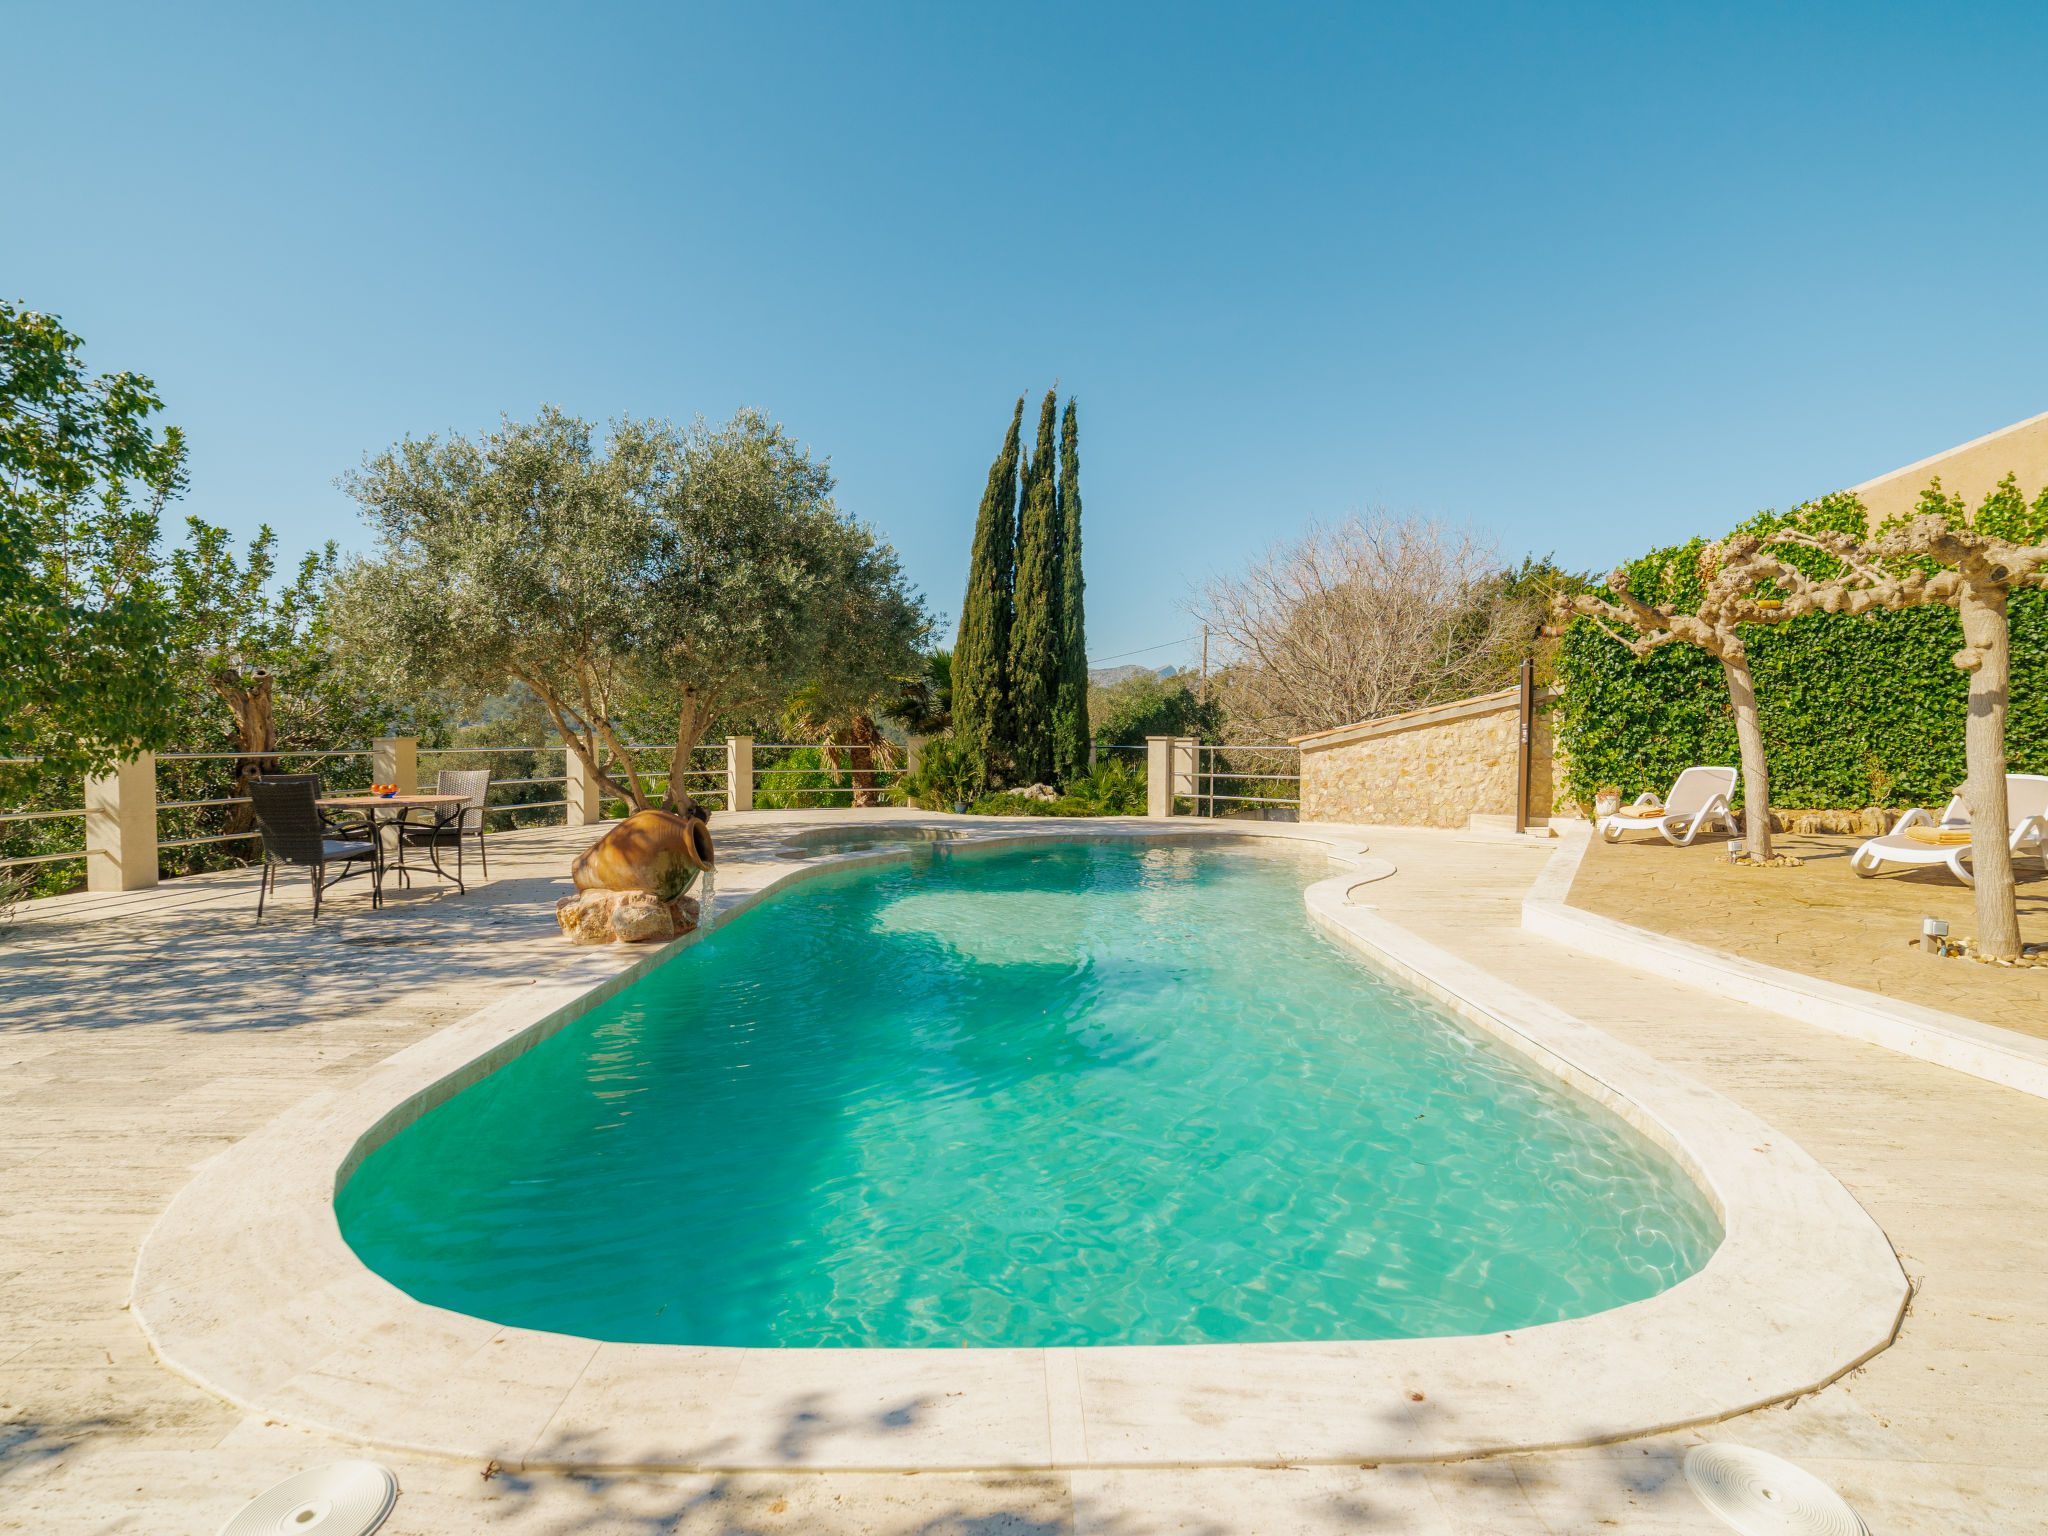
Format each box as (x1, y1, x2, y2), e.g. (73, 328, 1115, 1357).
(953, 397, 1023, 790)
(1051, 397, 1090, 782)
(1008, 390, 1062, 786)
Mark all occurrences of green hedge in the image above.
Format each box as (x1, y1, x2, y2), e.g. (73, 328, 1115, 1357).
(1554, 479, 2048, 811)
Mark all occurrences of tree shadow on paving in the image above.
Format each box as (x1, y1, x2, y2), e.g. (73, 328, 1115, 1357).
(0, 1416, 114, 1488)
(435, 1385, 1719, 1536)
(483, 1393, 1082, 1536)
(476, 1468, 1076, 1536)
(0, 871, 600, 1034)
(448, 1445, 1709, 1536)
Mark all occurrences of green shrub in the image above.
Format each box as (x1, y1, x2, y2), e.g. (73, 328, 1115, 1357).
(1059, 758, 1147, 815)
(967, 759, 1146, 817)
(755, 746, 844, 809)
(969, 791, 1065, 816)
(897, 732, 980, 810)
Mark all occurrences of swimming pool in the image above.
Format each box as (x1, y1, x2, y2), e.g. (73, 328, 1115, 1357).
(337, 839, 1721, 1348)
(774, 825, 965, 858)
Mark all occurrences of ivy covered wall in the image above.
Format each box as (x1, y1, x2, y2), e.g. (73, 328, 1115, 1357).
(1554, 478, 2048, 811)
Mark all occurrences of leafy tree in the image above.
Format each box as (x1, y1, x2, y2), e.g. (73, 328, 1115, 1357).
(1089, 671, 1222, 745)
(1008, 390, 1062, 784)
(1051, 398, 1090, 783)
(339, 407, 923, 815)
(778, 529, 931, 807)
(634, 410, 921, 807)
(1, 301, 185, 795)
(166, 518, 408, 831)
(337, 407, 659, 807)
(952, 398, 1022, 790)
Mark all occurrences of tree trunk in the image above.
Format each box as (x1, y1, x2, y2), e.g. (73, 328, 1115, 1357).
(212, 669, 279, 837)
(847, 714, 882, 808)
(1719, 651, 1774, 861)
(517, 668, 646, 814)
(663, 689, 714, 817)
(1958, 585, 2020, 959)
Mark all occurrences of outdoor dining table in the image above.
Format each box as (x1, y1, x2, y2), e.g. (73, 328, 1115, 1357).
(318, 793, 473, 894)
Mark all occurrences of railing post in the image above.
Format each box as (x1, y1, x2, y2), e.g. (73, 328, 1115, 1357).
(726, 736, 754, 812)
(371, 736, 418, 794)
(84, 752, 159, 892)
(905, 734, 928, 780)
(564, 749, 605, 826)
(1146, 736, 1174, 818)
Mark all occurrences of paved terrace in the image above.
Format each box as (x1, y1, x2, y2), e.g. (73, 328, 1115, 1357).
(1569, 827, 2048, 1035)
(2, 811, 2043, 1533)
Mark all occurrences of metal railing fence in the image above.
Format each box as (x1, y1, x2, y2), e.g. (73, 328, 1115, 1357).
(752, 742, 906, 809)
(6, 729, 1322, 898)
(1195, 743, 1301, 820)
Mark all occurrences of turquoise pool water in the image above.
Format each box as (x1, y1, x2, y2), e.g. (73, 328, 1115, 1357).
(337, 840, 1720, 1348)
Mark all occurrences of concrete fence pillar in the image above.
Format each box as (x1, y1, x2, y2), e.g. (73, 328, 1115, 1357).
(85, 753, 158, 893)
(1145, 736, 1174, 818)
(564, 750, 606, 826)
(726, 736, 754, 812)
(371, 736, 417, 794)
(369, 737, 419, 858)
(905, 734, 928, 780)
(1174, 738, 1199, 808)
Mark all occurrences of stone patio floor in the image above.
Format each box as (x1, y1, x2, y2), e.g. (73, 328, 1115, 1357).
(1, 811, 2044, 1533)
(1567, 824, 2048, 1038)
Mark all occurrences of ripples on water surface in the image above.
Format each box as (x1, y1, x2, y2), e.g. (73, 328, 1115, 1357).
(338, 840, 1721, 1347)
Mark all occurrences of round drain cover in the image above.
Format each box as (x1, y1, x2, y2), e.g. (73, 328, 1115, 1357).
(1684, 1444, 1867, 1536)
(219, 1462, 398, 1536)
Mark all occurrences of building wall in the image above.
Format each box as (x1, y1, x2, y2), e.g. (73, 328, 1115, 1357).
(1298, 693, 1573, 828)
(1852, 407, 2048, 530)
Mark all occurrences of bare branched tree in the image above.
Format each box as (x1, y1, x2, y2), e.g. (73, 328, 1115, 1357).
(1551, 543, 1792, 862)
(1194, 513, 1537, 742)
(1721, 515, 2048, 959)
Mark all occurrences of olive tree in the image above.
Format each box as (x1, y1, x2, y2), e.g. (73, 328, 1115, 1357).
(633, 411, 925, 806)
(337, 408, 662, 808)
(339, 407, 924, 815)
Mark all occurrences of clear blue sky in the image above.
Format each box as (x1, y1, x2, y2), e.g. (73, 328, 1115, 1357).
(8, 2, 2046, 673)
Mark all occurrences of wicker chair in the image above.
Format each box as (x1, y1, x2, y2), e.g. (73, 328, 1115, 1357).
(247, 778, 380, 920)
(397, 768, 492, 891)
(249, 772, 374, 843)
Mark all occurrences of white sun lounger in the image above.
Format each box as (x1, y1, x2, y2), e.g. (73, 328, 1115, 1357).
(1597, 766, 1739, 846)
(1850, 774, 2048, 886)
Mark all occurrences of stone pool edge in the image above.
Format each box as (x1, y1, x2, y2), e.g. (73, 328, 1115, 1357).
(127, 819, 1907, 1473)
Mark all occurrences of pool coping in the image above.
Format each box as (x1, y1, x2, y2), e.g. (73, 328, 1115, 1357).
(1523, 827, 2048, 1101)
(128, 819, 1907, 1472)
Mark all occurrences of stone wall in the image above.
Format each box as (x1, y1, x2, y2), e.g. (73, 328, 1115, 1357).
(1297, 690, 1574, 828)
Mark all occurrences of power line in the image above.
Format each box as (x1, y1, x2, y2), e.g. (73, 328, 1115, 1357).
(1087, 634, 1199, 665)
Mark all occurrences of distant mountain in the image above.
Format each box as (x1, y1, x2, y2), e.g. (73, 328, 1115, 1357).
(1088, 664, 1180, 687)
